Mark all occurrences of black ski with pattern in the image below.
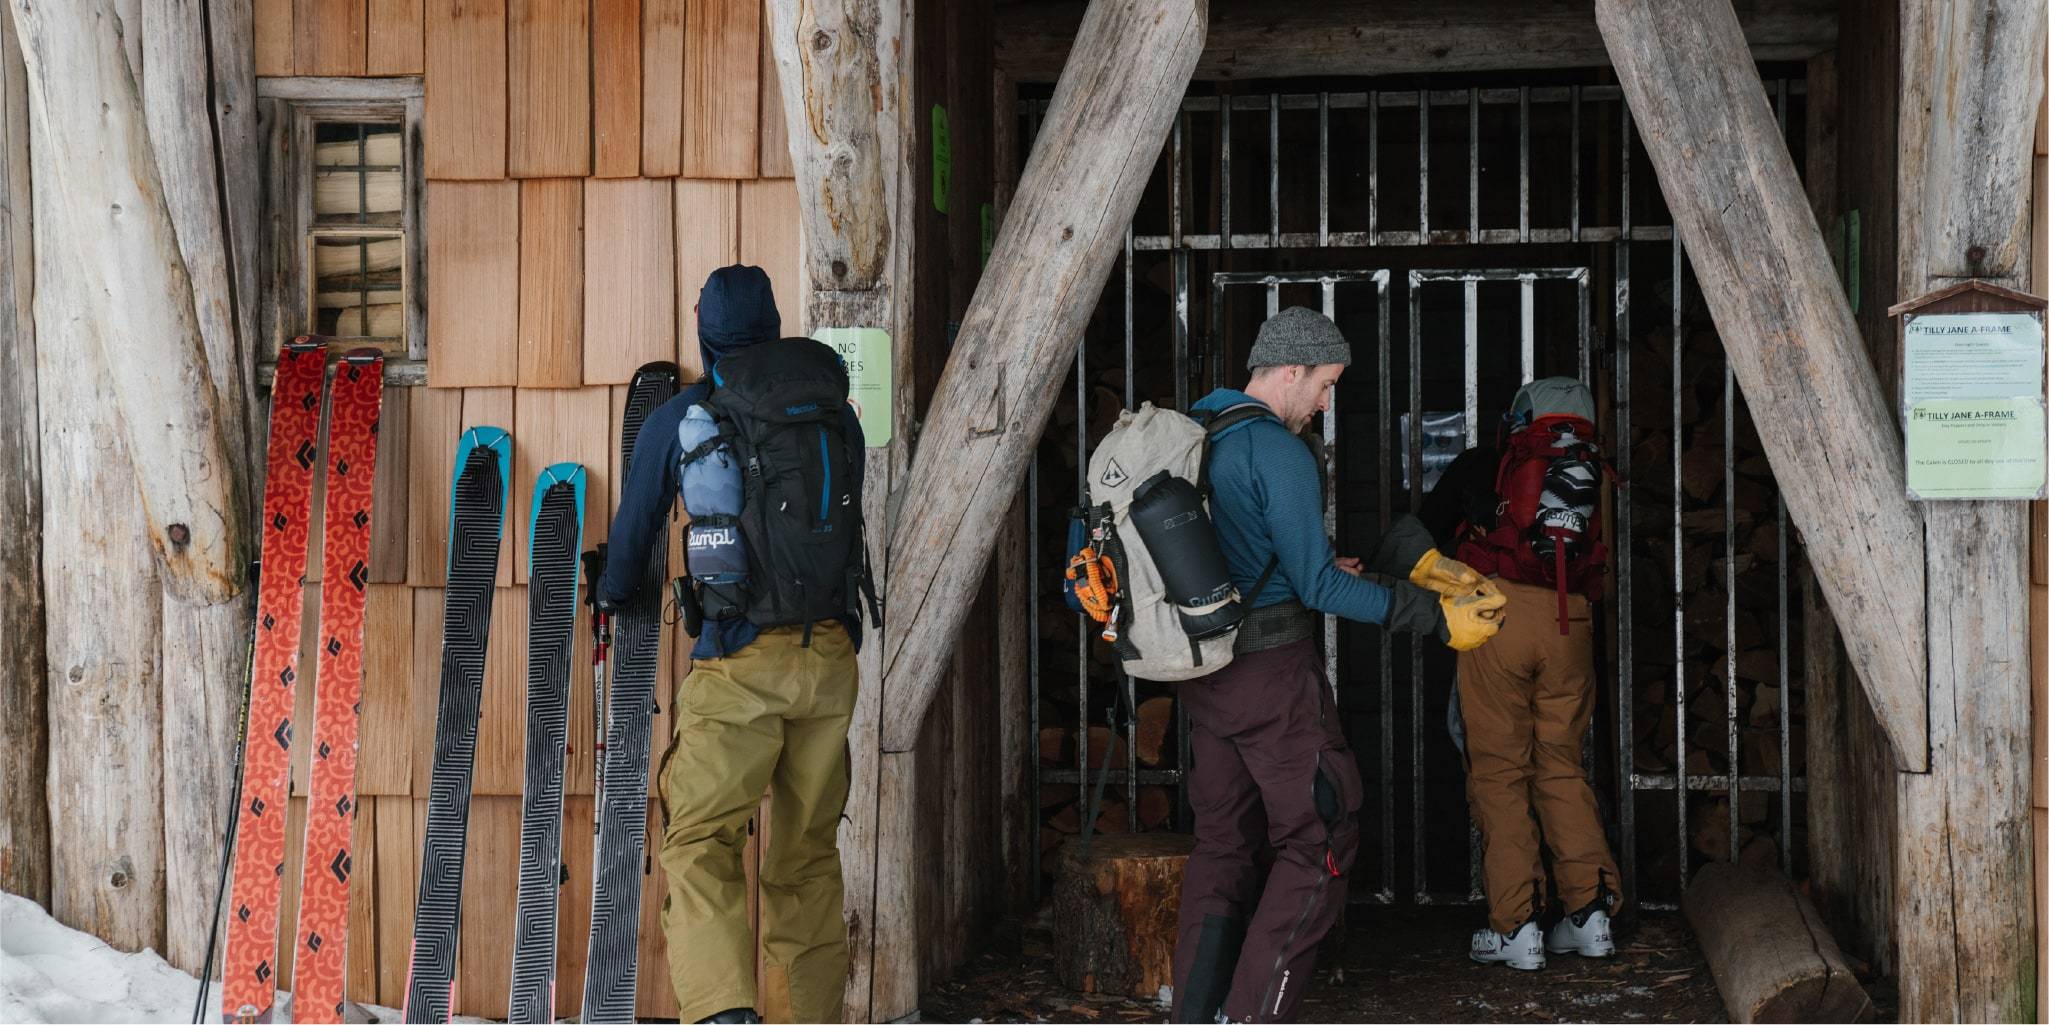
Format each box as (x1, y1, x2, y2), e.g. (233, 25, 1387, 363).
(402, 429, 511, 1023)
(580, 362, 681, 1023)
(508, 467, 586, 1023)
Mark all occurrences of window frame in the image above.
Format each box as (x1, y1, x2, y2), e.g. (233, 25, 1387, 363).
(256, 76, 426, 384)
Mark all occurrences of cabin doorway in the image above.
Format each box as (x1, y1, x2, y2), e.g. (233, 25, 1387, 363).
(1027, 70, 1814, 915)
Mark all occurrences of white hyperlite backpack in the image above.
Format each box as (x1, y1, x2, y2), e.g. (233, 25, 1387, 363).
(1071, 402, 1279, 682)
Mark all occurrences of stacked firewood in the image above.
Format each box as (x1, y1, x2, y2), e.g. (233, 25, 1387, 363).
(1038, 685, 1183, 875)
(1623, 326, 1807, 862)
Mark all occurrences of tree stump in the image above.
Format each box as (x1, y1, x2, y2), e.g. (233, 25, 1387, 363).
(1683, 839, 1875, 1023)
(1053, 831, 1194, 1002)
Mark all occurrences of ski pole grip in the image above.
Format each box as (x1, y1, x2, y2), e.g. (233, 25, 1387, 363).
(581, 544, 608, 606)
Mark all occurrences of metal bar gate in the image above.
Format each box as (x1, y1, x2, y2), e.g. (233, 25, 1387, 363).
(1026, 75, 1810, 912)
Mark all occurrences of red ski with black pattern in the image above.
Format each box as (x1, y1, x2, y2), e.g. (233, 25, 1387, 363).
(290, 349, 385, 1024)
(219, 340, 329, 1024)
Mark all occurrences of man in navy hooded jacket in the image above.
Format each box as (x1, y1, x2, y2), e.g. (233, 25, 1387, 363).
(600, 265, 863, 1025)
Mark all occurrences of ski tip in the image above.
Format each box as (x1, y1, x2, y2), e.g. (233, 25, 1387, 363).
(537, 461, 587, 494)
(527, 463, 589, 563)
(630, 361, 684, 391)
(460, 424, 512, 456)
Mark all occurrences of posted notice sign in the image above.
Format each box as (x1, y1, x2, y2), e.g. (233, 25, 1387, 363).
(1901, 311, 2046, 500)
(814, 327, 893, 446)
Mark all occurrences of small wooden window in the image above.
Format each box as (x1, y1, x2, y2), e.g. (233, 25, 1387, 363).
(258, 78, 425, 382)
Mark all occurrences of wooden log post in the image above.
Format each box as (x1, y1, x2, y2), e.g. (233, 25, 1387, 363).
(32, 94, 167, 953)
(1592, 0, 1929, 768)
(1683, 839, 1876, 1023)
(764, 0, 915, 1019)
(993, 0, 1839, 82)
(0, 3, 50, 909)
(7, 0, 249, 605)
(876, 0, 1206, 754)
(137, 0, 260, 972)
(1892, 3, 2043, 1020)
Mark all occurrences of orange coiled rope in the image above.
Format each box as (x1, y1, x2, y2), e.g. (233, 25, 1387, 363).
(1064, 546, 1120, 640)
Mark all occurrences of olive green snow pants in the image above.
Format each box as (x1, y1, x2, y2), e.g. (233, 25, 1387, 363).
(658, 622, 855, 1024)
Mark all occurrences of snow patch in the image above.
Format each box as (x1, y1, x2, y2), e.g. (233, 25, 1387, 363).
(1, 893, 484, 1024)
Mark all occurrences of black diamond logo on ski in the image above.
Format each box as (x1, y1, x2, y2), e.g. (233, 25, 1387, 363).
(1100, 458, 1130, 488)
(329, 851, 351, 884)
(351, 510, 368, 530)
(262, 613, 276, 631)
(272, 719, 291, 749)
(255, 961, 271, 983)
(272, 511, 289, 532)
(295, 440, 316, 469)
(249, 796, 267, 817)
(348, 561, 368, 591)
(335, 795, 352, 817)
(318, 741, 332, 760)
(335, 457, 349, 477)
(326, 637, 342, 657)
(280, 666, 295, 686)
(306, 932, 322, 953)
(236, 904, 250, 923)
(301, 392, 317, 411)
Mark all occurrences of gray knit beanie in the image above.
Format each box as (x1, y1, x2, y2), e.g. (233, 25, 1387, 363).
(1246, 306, 1352, 369)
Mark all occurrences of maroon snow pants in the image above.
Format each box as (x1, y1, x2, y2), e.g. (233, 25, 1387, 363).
(1171, 639, 1362, 1024)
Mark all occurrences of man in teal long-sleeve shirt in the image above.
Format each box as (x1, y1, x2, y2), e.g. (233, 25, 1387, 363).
(1171, 308, 1506, 1023)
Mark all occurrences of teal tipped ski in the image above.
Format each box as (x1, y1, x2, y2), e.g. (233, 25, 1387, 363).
(581, 362, 681, 1023)
(403, 426, 513, 1023)
(508, 464, 587, 1024)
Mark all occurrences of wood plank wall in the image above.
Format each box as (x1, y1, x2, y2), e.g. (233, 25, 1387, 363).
(252, 0, 807, 1017)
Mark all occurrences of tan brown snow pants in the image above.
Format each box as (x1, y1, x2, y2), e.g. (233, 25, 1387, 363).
(1456, 577, 1622, 935)
(658, 623, 855, 1025)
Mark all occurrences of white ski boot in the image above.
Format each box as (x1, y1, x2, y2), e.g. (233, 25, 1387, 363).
(1469, 920, 1546, 970)
(1546, 905, 1616, 958)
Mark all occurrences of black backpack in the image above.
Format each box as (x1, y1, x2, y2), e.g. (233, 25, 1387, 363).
(701, 337, 880, 638)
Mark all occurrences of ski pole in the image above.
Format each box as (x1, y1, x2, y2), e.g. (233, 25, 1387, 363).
(582, 545, 611, 834)
(193, 562, 260, 1025)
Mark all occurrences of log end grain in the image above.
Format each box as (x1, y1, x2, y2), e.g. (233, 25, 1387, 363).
(1051, 831, 1194, 1001)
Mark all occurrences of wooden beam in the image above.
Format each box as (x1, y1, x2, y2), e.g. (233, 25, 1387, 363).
(765, 0, 912, 1016)
(10, 0, 251, 605)
(0, 5, 49, 910)
(139, 0, 263, 969)
(1593, 0, 1928, 769)
(876, 0, 1204, 751)
(33, 108, 167, 953)
(996, 0, 1834, 82)
(1892, 5, 2043, 1019)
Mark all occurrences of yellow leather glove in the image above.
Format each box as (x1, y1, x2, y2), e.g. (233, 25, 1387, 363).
(1439, 586, 1507, 652)
(1409, 547, 1486, 598)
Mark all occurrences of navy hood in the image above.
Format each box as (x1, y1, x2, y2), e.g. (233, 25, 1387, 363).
(697, 264, 782, 373)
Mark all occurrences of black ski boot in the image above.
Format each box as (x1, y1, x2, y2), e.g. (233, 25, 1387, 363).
(1175, 913, 1247, 1023)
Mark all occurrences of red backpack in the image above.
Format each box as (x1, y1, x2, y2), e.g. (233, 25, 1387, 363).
(1454, 414, 1610, 634)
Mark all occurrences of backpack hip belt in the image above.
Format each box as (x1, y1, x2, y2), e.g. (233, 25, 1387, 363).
(1233, 599, 1317, 654)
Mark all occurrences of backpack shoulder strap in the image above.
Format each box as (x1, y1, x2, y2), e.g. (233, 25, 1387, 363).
(1195, 402, 1279, 496)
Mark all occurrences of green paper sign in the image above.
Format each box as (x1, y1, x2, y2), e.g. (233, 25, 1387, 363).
(816, 327, 893, 446)
(1904, 397, 2046, 500)
(931, 105, 951, 215)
